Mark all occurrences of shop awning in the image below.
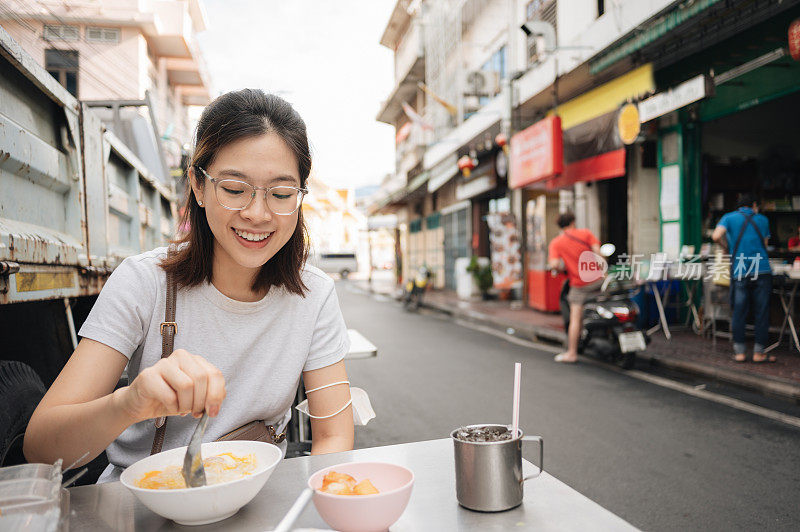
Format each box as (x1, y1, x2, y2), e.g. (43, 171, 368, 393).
(550, 64, 654, 130)
(589, 0, 725, 75)
(406, 171, 429, 194)
(545, 149, 626, 190)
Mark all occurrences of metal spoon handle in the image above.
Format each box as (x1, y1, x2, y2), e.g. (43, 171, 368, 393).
(182, 411, 209, 487)
(274, 488, 313, 532)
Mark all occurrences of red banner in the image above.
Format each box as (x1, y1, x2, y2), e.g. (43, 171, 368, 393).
(509, 116, 563, 189)
(545, 149, 626, 190)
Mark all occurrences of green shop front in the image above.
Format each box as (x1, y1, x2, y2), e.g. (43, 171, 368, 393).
(648, 6, 800, 257)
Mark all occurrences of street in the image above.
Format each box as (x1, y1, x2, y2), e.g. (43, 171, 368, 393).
(338, 281, 800, 531)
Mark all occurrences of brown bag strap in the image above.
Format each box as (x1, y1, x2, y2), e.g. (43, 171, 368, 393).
(151, 253, 178, 455)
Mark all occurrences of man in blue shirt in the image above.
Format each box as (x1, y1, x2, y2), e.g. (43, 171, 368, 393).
(712, 194, 774, 363)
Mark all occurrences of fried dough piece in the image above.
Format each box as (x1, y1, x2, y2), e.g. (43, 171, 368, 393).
(321, 481, 353, 495)
(353, 479, 379, 495)
(321, 471, 357, 494)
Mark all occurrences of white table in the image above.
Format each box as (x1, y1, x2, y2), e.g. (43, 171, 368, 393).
(68, 438, 639, 531)
(766, 269, 800, 354)
(346, 329, 377, 359)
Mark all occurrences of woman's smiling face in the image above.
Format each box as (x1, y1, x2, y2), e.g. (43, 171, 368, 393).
(191, 132, 302, 274)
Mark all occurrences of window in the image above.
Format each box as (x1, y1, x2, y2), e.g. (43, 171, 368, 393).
(475, 46, 506, 107)
(597, 0, 605, 17)
(43, 24, 79, 41)
(45, 49, 79, 96)
(86, 26, 120, 43)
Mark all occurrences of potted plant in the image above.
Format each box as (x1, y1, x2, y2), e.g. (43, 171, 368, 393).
(466, 256, 494, 299)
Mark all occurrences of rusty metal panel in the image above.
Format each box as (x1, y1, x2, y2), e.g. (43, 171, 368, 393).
(103, 130, 176, 261)
(0, 28, 87, 268)
(103, 134, 140, 265)
(0, 263, 105, 304)
(81, 103, 110, 268)
(0, 27, 178, 305)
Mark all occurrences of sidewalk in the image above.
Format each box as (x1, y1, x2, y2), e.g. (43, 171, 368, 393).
(356, 277, 800, 401)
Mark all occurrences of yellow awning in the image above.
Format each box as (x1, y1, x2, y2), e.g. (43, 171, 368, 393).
(550, 64, 655, 130)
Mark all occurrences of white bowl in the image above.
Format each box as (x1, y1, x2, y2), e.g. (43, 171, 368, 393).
(120, 440, 282, 526)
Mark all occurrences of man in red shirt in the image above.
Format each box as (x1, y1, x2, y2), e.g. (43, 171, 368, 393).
(548, 212, 605, 363)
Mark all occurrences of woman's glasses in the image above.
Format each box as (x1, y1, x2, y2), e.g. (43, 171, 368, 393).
(197, 167, 308, 215)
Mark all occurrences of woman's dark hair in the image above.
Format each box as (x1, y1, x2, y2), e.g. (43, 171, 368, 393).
(162, 89, 311, 296)
(557, 212, 576, 229)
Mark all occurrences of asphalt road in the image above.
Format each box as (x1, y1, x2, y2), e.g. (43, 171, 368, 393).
(336, 281, 800, 531)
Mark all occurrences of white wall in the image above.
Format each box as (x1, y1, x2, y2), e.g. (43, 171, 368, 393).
(516, 0, 677, 106)
(556, 0, 599, 46)
(462, 0, 508, 71)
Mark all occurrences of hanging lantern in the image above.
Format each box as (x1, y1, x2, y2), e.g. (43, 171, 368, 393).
(495, 132, 509, 155)
(458, 155, 476, 178)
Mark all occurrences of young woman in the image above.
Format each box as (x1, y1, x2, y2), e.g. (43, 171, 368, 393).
(23, 90, 354, 481)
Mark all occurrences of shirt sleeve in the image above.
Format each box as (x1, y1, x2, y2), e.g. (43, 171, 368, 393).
(717, 213, 730, 232)
(304, 280, 350, 372)
(77, 256, 158, 359)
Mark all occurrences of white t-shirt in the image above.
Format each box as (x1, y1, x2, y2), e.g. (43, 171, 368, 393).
(78, 247, 350, 482)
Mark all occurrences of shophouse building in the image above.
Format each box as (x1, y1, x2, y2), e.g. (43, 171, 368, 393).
(374, 0, 524, 293)
(375, 0, 800, 312)
(0, 0, 211, 185)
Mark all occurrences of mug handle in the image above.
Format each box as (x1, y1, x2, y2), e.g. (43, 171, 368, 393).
(522, 435, 543, 481)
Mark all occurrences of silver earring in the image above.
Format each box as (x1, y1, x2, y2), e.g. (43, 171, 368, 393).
(198, 200, 204, 206)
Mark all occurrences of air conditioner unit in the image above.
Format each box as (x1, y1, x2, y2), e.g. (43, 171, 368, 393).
(527, 34, 544, 65)
(463, 70, 500, 98)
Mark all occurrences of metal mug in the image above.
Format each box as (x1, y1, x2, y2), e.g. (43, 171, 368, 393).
(451, 424, 544, 512)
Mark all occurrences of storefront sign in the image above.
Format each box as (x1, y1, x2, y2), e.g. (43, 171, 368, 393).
(790, 18, 800, 61)
(456, 174, 497, 200)
(638, 75, 708, 123)
(617, 103, 640, 145)
(509, 116, 563, 189)
(428, 153, 459, 192)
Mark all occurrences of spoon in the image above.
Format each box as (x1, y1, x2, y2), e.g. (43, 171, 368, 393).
(182, 411, 209, 488)
(274, 488, 314, 532)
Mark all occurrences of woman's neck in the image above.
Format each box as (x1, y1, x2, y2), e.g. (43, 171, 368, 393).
(210, 246, 265, 302)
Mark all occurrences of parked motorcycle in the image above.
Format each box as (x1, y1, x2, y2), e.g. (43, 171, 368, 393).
(557, 244, 649, 369)
(402, 266, 432, 311)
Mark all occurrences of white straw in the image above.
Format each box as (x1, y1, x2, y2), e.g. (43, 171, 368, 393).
(512, 362, 521, 438)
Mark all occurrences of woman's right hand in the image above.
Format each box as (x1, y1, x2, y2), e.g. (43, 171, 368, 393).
(113, 350, 226, 423)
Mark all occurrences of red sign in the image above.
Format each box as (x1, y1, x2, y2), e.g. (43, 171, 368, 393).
(509, 116, 563, 189)
(790, 18, 800, 61)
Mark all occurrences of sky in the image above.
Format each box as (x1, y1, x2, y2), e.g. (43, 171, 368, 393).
(197, 0, 398, 190)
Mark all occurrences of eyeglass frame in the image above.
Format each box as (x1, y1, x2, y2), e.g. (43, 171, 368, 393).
(196, 166, 309, 215)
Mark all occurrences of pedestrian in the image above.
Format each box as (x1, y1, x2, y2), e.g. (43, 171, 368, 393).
(712, 193, 774, 363)
(548, 212, 605, 363)
(23, 89, 355, 482)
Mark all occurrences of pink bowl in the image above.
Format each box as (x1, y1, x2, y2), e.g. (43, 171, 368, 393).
(308, 461, 414, 532)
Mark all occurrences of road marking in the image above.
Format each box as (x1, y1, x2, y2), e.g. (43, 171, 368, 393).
(622, 369, 800, 429)
(453, 319, 800, 430)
